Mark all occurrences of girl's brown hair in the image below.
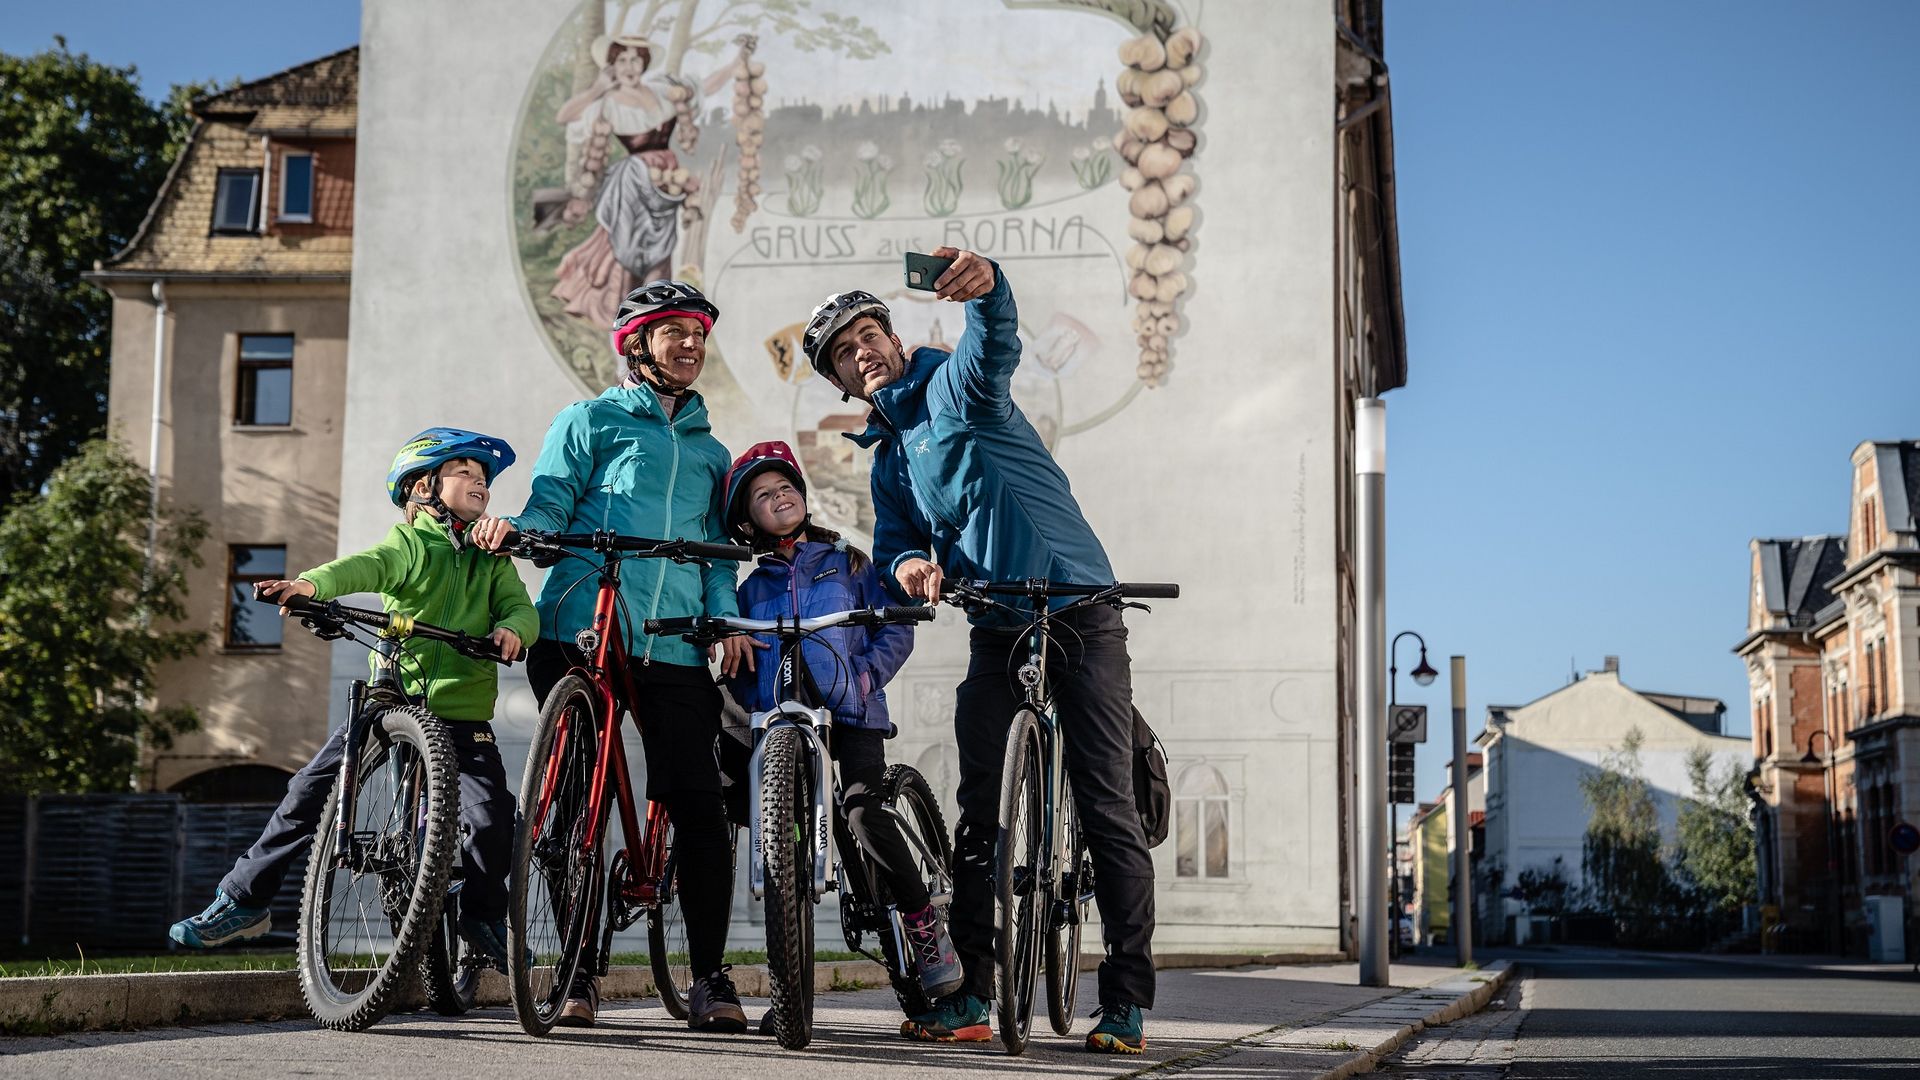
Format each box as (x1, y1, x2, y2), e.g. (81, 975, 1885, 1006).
(755, 522, 871, 575)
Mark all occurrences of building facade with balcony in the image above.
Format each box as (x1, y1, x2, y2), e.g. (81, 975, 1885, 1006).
(1740, 441, 1920, 958)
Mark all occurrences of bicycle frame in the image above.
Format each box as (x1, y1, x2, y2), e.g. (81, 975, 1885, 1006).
(527, 550, 674, 917)
(330, 637, 417, 871)
(1012, 617, 1085, 922)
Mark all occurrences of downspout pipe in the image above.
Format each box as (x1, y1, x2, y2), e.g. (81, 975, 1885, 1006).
(145, 279, 168, 571)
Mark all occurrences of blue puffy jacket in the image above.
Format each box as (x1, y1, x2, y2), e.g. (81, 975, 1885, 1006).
(728, 540, 913, 733)
(509, 384, 739, 666)
(847, 261, 1114, 626)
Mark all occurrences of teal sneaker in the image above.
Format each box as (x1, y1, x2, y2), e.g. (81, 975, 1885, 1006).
(900, 992, 991, 1043)
(1086, 1001, 1146, 1054)
(169, 891, 270, 949)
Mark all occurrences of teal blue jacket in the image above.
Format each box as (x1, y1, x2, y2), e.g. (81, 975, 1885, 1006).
(848, 261, 1115, 627)
(509, 384, 739, 665)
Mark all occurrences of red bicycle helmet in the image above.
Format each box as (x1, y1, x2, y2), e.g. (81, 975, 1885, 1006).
(724, 440, 807, 542)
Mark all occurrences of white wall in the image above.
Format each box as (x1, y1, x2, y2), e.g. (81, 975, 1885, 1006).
(344, 0, 1340, 950)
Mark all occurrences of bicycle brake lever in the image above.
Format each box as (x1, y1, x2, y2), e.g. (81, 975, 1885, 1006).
(1118, 600, 1152, 614)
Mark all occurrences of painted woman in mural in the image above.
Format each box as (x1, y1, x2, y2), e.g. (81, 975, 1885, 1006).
(549, 33, 735, 328)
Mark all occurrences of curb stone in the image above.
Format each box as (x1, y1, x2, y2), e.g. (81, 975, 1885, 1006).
(0, 959, 890, 1036)
(1127, 961, 1513, 1079)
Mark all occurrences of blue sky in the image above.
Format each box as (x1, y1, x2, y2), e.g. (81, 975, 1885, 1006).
(10, 1, 1919, 807)
(1385, 0, 1920, 800)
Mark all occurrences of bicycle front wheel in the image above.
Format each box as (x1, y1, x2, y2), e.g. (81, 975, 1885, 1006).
(760, 724, 817, 1049)
(995, 709, 1047, 1055)
(1044, 772, 1087, 1035)
(296, 705, 460, 1031)
(509, 674, 603, 1036)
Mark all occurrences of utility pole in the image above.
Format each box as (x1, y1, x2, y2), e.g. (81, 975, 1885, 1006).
(1355, 398, 1388, 986)
(1451, 655, 1473, 967)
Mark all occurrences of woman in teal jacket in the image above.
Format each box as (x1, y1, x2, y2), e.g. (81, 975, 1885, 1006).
(475, 280, 752, 1033)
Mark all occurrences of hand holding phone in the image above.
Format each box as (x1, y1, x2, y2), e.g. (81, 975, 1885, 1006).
(904, 251, 956, 292)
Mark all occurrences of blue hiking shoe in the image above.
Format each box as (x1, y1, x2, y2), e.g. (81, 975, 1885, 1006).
(900, 991, 991, 1043)
(1085, 1001, 1146, 1054)
(458, 917, 514, 973)
(169, 891, 270, 949)
(900, 903, 964, 1000)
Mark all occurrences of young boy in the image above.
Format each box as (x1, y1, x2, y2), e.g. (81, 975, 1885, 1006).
(169, 427, 539, 972)
(720, 440, 961, 1004)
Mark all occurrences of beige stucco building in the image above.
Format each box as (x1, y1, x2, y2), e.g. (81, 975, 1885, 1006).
(1739, 441, 1920, 959)
(91, 49, 358, 796)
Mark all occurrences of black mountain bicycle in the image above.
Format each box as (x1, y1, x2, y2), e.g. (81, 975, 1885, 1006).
(266, 592, 512, 1031)
(646, 606, 951, 1049)
(942, 578, 1178, 1054)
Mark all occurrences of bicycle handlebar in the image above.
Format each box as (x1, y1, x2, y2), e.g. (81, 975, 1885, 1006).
(266, 592, 515, 665)
(643, 606, 936, 641)
(500, 529, 752, 564)
(944, 579, 1180, 600)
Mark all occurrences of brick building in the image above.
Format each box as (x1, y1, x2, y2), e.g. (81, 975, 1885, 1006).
(87, 48, 357, 796)
(1740, 441, 1920, 958)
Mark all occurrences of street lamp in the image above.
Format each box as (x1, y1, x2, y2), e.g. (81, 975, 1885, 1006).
(1387, 630, 1434, 956)
(1801, 729, 1840, 954)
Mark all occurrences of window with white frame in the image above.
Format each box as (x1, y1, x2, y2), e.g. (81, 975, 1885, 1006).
(1174, 764, 1230, 879)
(279, 152, 314, 222)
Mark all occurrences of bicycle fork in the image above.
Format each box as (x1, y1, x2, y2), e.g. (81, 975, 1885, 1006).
(746, 707, 835, 902)
(331, 679, 370, 869)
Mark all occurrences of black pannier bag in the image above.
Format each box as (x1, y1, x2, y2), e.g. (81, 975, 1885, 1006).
(1132, 706, 1170, 848)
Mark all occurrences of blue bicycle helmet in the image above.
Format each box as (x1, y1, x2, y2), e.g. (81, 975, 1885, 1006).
(385, 427, 517, 508)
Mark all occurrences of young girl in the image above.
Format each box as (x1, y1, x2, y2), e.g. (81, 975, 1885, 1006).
(722, 440, 961, 1004)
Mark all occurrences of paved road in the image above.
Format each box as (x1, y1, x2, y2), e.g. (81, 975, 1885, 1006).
(0, 963, 1434, 1080)
(1380, 948, 1920, 1080)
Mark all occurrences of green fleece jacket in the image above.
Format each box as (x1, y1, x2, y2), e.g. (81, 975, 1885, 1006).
(298, 514, 539, 721)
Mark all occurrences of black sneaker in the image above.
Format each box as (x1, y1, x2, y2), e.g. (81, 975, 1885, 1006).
(557, 971, 599, 1027)
(688, 965, 748, 1032)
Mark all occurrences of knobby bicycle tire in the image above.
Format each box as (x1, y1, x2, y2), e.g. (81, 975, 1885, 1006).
(880, 763, 953, 1018)
(509, 674, 603, 1036)
(647, 816, 692, 1020)
(995, 709, 1047, 1054)
(1044, 770, 1086, 1035)
(422, 889, 479, 1016)
(296, 705, 460, 1032)
(760, 725, 816, 1049)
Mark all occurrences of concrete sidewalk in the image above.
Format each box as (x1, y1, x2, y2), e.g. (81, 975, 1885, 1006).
(2, 955, 1510, 1079)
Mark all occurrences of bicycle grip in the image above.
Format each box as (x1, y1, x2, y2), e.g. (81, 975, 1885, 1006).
(1119, 582, 1180, 599)
(261, 589, 316, 613)
(881, 606, 937, 623)
(682, 541, 755, 562)
(644, 616, 701, 636)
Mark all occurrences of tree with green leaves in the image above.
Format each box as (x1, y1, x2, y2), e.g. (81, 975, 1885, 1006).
(1579, 726, 1673, 925)
(1673, 745, 1757, 923)
(0, 41, 220, 505)
(0, 439, 206, 794)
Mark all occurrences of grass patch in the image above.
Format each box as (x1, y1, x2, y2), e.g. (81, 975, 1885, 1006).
(1460, 960, 1480, 971)
(4, 947, 867, 979)
(1324, 1038, 1359, 1051)
(0, 952, 298, 978)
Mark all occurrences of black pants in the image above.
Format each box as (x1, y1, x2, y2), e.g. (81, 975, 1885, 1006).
(834, 727, 930, 912)
(527, 640, 737, 977)
(222, 719, 514, 924)
(949, 604, 1155, 1009)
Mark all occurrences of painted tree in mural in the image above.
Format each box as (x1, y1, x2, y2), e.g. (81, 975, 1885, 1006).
(1013, 1, 1201, 388)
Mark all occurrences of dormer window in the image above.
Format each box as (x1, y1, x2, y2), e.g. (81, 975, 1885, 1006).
(213, 169, 260, 233)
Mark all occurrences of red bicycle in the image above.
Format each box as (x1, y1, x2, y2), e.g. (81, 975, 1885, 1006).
(499, 529, 751, 1036)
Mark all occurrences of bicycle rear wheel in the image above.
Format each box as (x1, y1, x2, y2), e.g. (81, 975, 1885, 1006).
(995, 709, 1046, 1055)
(879, 763, 952, 1018)
(647, 813, 693, 1020)
(422, 882, 480, 1016)
(296, 705, 459, 1032)
(1044, 772, 1088, 1035)
(509, 675, 603, 1036)
(760, 725, 817, 1049)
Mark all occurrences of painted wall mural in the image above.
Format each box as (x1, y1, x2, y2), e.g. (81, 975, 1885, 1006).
(510, 0, 1204, 542)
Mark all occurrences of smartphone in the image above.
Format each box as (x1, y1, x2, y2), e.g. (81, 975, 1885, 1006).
(903, 251, 956, 291)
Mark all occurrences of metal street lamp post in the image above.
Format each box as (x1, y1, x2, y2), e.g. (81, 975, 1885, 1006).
(1801, 729, 1840, 954)
(1388, 631, 1436, 957)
